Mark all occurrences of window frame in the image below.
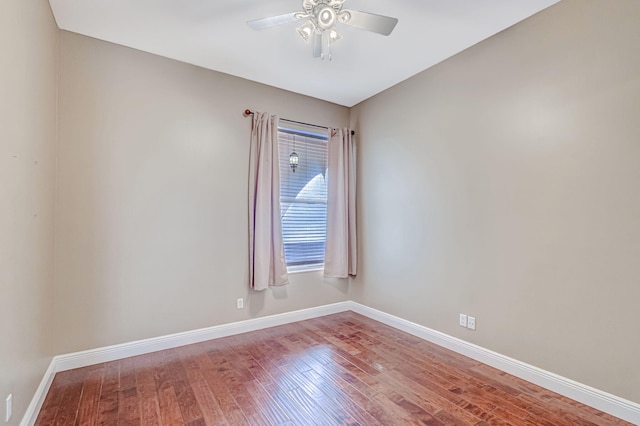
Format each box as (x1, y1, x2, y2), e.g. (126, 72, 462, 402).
(278, 125, 329, 273)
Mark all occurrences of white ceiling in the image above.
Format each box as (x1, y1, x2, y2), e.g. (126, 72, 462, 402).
(48, 0, 560, 107)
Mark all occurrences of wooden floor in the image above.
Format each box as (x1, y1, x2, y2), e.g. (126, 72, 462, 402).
(36, 312, 630, 425)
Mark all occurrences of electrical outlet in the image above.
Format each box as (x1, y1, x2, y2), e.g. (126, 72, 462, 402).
(459, 313, 467, 327)
(467, 316, 476, 330)
(5, 394, 12, 423)
(236, 298, 244, 309)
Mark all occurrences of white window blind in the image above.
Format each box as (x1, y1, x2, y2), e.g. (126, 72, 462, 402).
(278, 127, 328, 269)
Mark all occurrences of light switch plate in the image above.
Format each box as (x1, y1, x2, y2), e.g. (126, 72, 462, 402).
(459, 313, 467, 327)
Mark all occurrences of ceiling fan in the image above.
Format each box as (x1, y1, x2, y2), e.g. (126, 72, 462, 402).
(247, 0, 398, 60)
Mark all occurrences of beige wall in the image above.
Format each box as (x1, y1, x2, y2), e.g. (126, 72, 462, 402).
(0, 1, 58, 424)
(55, 31, 350, 354)
(350, 0, 640, 403)
(4, 0, 639, 420)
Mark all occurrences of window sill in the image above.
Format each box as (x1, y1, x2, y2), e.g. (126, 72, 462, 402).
(287, 265, 324, 275)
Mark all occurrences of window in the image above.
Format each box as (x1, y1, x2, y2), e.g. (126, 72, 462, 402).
(278, 127, 328, 271)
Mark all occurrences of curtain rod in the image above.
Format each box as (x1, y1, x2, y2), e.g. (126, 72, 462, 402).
(243, 109, 355, 136)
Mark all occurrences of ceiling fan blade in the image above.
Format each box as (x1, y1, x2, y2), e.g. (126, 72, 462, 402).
(312, 33, 322, 57)
(247, 12, 299, 30)
(341, 10, 398, 36)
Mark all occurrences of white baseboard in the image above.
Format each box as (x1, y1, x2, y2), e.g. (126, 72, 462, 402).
(20, 360, 56, 426)
(21, 301, 351, 425)
(53, 301, 352, 372)
(349, 302, 640, 425)
(22, 300, 640, 425)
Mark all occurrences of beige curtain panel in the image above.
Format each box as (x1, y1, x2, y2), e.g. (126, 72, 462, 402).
(324, 128, 357, 278)
(248, 112, 289, 290)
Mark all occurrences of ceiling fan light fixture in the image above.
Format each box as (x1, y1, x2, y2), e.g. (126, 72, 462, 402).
(317, 7, 336, 29)
(328, 29, 342, 44)
(296, 21, 316, 42)
(247, 0, 398, 60)
(337, 10, 351, 24)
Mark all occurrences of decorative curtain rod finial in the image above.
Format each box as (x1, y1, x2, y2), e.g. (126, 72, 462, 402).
(244, 109, 253, 117)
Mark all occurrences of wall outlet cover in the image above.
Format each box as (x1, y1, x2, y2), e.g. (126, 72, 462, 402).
(467, 316, 476, 330)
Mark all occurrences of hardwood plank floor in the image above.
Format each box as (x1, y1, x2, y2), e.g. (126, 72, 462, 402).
(35, 312, 631, 425)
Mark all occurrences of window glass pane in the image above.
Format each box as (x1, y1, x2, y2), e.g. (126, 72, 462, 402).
(279, 127, 328, 269)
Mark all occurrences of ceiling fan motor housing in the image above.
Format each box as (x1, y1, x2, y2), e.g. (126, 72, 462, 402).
(248, 0, 397, 60)
(302, 0, 350, 32)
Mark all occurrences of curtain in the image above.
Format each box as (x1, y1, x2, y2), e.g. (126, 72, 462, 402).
(248, 112, 289, 290)
(324, 128, 357, 278)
